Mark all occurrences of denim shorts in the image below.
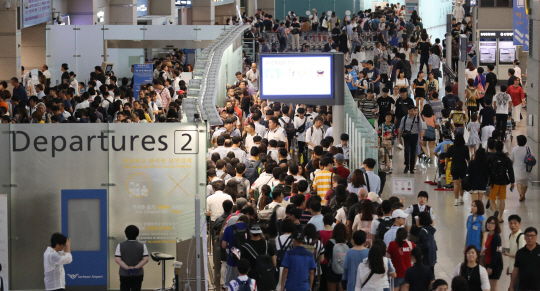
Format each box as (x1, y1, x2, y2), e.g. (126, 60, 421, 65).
(394, 277, 405, 288)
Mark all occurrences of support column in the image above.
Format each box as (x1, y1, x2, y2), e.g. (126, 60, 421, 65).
(109, 0, 137, 25)
(527, 3, 540, 187)
(192, 0, 215, 25)
(245, 0, 256, 18)
(0, 4, 21, 82)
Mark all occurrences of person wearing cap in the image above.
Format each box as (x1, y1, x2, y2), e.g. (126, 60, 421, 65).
(240, 223, 277, 280)
(280, 231, 316, 291)
(398, 105, 422, 174)
(332, 154, 350, 180)
(383, 209, 409, 249)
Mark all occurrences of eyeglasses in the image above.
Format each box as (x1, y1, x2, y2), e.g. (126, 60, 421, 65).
(525, 234, 537, 238)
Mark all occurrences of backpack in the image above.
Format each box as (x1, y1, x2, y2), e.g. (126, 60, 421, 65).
(401, 59, 412, 79)
(259, 204, 281, 237)
(510, 233, 525, 248)
(242, 241, 277, 291)
(330, 239, 349, 274)
(525, 146, 537, 173)
(230, 225, 249, 264)
(447, 96, 457, 111)
(375, 217, 395, 240)
(276, 236, 292, 268)
(235, 278, 252, 291)
(280, 117, 296, 138)
(405, 22, 415, 34)
(363, 20, 371, 31)
(236, 177, 248, 195)
(244, 160, 262, 185)
(490, 157, 508, 182)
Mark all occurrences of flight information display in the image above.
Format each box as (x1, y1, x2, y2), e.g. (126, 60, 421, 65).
(260, 54, 335, 99)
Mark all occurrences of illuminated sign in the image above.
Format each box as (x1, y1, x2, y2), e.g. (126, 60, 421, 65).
(479, 31, 514, 38)
(137, 0, 148, 17)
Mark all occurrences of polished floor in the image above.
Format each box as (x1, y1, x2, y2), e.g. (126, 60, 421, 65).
(380, 105, 536, 289)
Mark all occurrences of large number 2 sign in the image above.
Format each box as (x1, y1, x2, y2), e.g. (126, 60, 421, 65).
(174, 130, 199, 154)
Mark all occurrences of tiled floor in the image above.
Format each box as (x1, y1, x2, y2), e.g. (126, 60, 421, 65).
(379, 105, 536, 289)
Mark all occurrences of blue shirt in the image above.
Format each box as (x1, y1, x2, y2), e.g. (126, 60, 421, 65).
(343, 248, 370, 291)
(366, 67, 380, 88)
(383, 225, 401, 249)
(434, 140, 453, 154)
(13, 85, 28, 106)
(222, 223, 246, 266)
(474, 73, 486, 89)
(281, 246, 317, 291)
(307, 214, 324, 231)
(364, 171, 381, 194)
(347, 70, 358, 91)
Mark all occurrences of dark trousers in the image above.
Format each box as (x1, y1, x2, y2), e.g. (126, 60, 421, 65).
(120, 275, 144, 291)
(403, 134, 418, 169)
(419, 55, 429, 73)
(279, 36, 286, 52)
(496, 113, 508, 140)
(452, 58, 459, 72)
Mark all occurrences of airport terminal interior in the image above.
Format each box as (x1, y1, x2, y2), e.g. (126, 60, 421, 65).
(0, 0, 540, 291)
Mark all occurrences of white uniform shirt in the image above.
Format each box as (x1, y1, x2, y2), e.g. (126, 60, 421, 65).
(244, 132, 260, 152)
(265, 127, 287, 143)
(404, 204, 435, 220)
(246, 69, 260, 89)
(207, 191, 233, 221)
(43, 247, 73, 290)
(305, 126, 324, 150)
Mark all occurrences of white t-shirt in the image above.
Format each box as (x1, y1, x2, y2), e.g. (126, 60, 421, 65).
(465, 69, 478, 82)
(399, 48, 411, 61)
(494, 92, 511, 114)
(244, 132, 260, 152)
(265, 127, 287, 143)
(206, 191, 233, 221)
(335, 207, 348, 223)
(305, 126, 324, 150)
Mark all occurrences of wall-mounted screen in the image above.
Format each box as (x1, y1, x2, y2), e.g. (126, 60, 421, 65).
(479, 41, 496, 65)
(260, 54, 334, 100)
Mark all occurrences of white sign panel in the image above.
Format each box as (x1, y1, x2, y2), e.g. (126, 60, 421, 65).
(23, 0, 51, 28)
(392, 178, 415, 195)
(0, 194, 8, 290)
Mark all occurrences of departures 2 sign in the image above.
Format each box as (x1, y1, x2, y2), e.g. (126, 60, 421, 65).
(10, 129, 198, 157)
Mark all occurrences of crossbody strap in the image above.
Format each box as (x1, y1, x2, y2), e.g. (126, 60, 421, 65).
(364, 172, 371, 192)
(362, 270, 375, 288)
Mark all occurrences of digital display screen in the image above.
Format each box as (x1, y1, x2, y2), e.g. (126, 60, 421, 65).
(260, 54, 334, 99)
(479, 41, 496, 65)
(499, 41, 516, 64)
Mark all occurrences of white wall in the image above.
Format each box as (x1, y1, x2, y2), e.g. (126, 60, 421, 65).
(217, 42, 242, 106)
(21, 23, 47, 72)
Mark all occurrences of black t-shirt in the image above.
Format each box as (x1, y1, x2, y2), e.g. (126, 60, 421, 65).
(377, 96, 395, 115)
(404, 264, 434, 291)
(418, 42, 431, 56)
(446, 145, 470, 171)
(291, 22, 301, 34)
(485, 72, 497, 96)
(479, 106, 495, 126)
(413, 79, 426, 98)
(508, 75, 517, 87)
(240, 239, 277, 278)
(395, 97, 415, 118)
(515, 244, 540, 290)
(263, 19, 273, 31)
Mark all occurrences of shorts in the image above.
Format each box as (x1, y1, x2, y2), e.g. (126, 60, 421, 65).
(225, 264, 239, 285)
(489, 184, 507, 200)
(451, 169, 466, 180)
(326, 266, 343, 283)
(488, 267, 502, 280)
(471, 190, 485, 194)
(393, 277, 405, 288)
(368, 118, 375, 127)
(423, 136, 435, 141)
(516, 179, 528, 186)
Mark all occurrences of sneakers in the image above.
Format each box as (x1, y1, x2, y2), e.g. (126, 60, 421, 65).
(454, 199, 459, 206)
(404, 167, 409, 173)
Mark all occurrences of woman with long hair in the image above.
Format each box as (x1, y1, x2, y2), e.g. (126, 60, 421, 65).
(335, 193, 357, 225)
(354, 244, 388, 290)
(446, 134, 470, 205)
(413, 71, 427, 110)
(465, 200, 486, 252)
(387, 228, 416, 290)
(506, 77, 525, 123)
(352, 200, 378, 246)
(450, 101, 469, 135)
(402, 247, 435, 291)
(399, 42, 412, 64)
(482, 217, 503, 291)
(394, 71, 410, 93)
(258, 184, 272, 211)
(420, 104, 437, 163)
(466, 148, 489, 202)
(465, 78, 480, 118)
(324, 223, 351, 291)
(347, 169, 367, 195)
(452, 245, 491, 291)
(223, 178, 239, 202)
(511, 135, 531, 201)
(329, 184, 347, 214)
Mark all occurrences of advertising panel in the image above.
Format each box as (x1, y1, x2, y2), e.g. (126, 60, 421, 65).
(133, 64, 154, 100)
(513, 0, 529, 51)
(23, 0, 51, 28)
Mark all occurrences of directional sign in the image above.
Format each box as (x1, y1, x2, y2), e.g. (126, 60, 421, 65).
(513, 0, 529, 51)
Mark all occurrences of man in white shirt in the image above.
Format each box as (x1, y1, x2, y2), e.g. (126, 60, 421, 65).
(229, 136, 247, 163)
(336, 133, 350, 160)
(74, 92, 91, 111)
(246, 63, 260, 90)
(265, 116, 288, 149)
(493, 86, 512, 138)
(243, 122, 260, 152)
(209, 136, 229, 160)
(251, 113, 267, 137)
(206, 181, 233, 222)
(305, 116, 325, 159)
(36, 84, 46, 100)
(44, 233, 73, 291)
(172, 70, 182, 100)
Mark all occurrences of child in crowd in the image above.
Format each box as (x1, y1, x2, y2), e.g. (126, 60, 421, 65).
(228, 259, 256, 291)
(378, 112, 395, 173)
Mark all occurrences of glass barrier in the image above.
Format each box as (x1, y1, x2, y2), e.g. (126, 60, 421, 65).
(103, 25, 145, 40)
(343, 84, 379, 173)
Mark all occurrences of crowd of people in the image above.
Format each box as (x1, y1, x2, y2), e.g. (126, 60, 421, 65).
(0, 49, 192, 124)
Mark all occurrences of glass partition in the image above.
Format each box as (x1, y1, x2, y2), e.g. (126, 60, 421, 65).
(76, 25, 105, 84)
(145, 25, 197, 40)
(103, 25, 145, 40)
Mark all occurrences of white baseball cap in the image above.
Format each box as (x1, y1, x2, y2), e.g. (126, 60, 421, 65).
(391, 209, 409, 219)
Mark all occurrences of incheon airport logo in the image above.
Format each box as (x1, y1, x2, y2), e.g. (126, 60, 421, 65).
(67, 273, 104, 279)
(67, 274, 78, 280)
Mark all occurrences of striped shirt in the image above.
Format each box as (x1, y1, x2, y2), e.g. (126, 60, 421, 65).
(312, 170, 333, 200)
(360, 99, 378, 119)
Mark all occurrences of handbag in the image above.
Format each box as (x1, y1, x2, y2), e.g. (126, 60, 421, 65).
(525, 146, 537, 172)
(402, 115, 416, 139)
(462, 174, 473, 191)
(422, 116, 436, 140)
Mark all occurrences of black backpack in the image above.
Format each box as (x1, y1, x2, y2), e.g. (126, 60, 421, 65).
(276, 236, 292, 268)
(235, 278, 252, 291)
(401, 59, 412, 79)
(376, 217, 395, 240)
(242, 241, 277, 291)
(244, 160, 262, 185)
(230, 225, 248, 264)
(280, 117, 296, 138)
(447, 96, 457, 111)
(490, 158, 508, 182)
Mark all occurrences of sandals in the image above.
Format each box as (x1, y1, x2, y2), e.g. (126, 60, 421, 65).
(519, 194, 526, 202)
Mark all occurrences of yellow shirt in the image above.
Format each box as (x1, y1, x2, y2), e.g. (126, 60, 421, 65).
(508, 229, 526, 272)
(312, 170, 333, 200)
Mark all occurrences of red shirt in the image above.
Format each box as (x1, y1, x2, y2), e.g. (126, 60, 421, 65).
(506, 85, 525, 106)
(331, 166, 351, 180)
(485, 234, 493, 265)
(452, 82, 459, 95)
(387, 240, 416, 278)
(319, 230, 333, 264)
